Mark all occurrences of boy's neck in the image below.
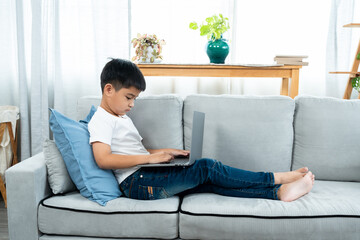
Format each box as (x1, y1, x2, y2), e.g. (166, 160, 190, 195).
(100, 100, 121, 117)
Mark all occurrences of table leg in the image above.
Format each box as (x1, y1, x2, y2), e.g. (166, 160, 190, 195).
(0, 123, 7, 207)
(0, 122, 19, 208)
(290, 69, 300, 99)
(0, 124, 5, 143)
(6, 122, 18, 165)
(281, 78, 289, 96)
(0, 178, 6, 208)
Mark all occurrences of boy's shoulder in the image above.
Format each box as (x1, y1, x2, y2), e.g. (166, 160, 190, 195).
(89, 107, 113, 126)
(89, 107, 131, 128)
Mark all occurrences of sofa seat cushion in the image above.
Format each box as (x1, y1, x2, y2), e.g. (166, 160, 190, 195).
(38, 192, 180, 239)
(40, 236, 150, 240)
(180, 181, 360, 240)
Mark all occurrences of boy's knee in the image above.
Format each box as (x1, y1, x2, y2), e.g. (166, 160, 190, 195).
(192, 158, 219, 182)
(195, 158, 218, 169)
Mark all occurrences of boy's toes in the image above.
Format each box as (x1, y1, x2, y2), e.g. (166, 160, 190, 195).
(295, 167, 309, 173)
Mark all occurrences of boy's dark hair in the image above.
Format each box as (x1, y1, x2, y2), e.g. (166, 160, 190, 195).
(100, 58, 146, 93)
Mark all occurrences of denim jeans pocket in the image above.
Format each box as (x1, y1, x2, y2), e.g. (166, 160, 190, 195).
(138, 185, 170, 200)
(119, 180, 130, 197)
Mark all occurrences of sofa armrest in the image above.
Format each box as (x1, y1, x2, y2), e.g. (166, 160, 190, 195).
(5, 152, 52, 240)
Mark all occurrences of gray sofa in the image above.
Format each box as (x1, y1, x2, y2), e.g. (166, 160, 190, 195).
(6, 94, 360, 240)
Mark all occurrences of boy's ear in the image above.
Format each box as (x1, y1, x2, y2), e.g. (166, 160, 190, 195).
(103, 83, 114, 96)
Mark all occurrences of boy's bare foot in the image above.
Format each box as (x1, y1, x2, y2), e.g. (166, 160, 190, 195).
(311, 173, 315, 184)
(277, 171, 314, 202)
(274, 167, 309, 184)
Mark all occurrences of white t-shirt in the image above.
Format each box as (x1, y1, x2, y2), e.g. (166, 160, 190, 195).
(88, 106, 149, 184)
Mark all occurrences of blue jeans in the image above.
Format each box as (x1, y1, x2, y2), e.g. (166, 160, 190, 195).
(119, 158, 282, 200)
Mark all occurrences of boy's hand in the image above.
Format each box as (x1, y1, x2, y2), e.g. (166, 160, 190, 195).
(146, 148, 190, 164)
(165, 149, 190, 157)
(147, 151, 174, 164)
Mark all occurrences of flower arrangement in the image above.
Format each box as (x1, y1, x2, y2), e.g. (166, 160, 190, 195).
(131, 33, 166, 63)
(189, 13, 230, 41)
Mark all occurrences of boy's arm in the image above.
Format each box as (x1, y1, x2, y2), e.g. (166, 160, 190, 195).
(92, 142, 174, 169)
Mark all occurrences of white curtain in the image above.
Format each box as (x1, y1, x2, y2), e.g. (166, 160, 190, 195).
(1, 0, 130, 160)
(0, 1, 19, 107)
(326, 0, 355, 98)
(55, 0, 130, 117)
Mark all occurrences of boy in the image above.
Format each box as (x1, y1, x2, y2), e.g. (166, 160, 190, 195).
(88, 58, 314, 202)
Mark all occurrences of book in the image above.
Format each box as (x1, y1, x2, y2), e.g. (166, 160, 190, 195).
(275, 55, 308, 59)
(235, 63, 284, 67)
(279, 62, 309, 66)
(274, 55, 308, 66)
(274, 57, 306, 62)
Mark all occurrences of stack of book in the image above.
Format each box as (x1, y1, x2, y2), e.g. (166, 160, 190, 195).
(274, 55, 308, 66)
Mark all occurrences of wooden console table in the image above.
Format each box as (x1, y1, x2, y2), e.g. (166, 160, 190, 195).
(137, 64, 302, 98)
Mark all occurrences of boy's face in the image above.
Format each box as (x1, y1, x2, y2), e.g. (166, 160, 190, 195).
(104, 85, 141, 116)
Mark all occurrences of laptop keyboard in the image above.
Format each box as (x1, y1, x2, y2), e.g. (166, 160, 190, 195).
(164, 158, 189, 165)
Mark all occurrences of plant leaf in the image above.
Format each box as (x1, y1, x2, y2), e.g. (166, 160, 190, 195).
(200, 25, 210, 36)
(352, 77, 360, 92)
(206, 17, 214, 24)
(190, 14, 230, 39)
(189, 22, 198, 30)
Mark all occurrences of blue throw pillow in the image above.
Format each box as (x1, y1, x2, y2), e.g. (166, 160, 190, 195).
(49, 106, 121, 206)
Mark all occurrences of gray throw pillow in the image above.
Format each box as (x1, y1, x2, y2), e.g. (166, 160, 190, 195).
(43, 139, 76, 194)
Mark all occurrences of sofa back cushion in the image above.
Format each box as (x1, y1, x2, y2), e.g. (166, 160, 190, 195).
(77, 96, 102, 121)
(77, 94, 184, 150)
(292, 96, 360, 181)
(184, 95, 295, 172)
(43, 139, 77, 194)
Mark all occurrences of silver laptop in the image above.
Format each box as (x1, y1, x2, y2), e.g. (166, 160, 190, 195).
(138, 111, 205, 167)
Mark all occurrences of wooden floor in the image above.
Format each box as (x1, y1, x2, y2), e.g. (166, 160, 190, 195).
(0, 195, 9, 240)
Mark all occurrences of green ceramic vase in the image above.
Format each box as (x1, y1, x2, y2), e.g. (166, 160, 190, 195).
(206, 38, 230, 64)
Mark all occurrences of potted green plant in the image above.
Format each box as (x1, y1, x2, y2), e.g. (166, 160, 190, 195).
(131, 33, 166, 63)
(189, 14, 230, 64)
(352, 76, 360, 93)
